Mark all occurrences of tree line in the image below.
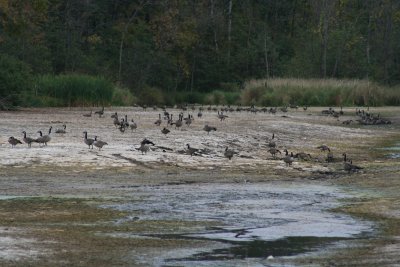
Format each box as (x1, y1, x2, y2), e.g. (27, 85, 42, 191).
(0, 0, 399, 107)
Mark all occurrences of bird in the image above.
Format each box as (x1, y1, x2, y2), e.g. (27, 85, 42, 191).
(326, 150, 334, 162)
(94, 106, 104, 117)
(343, 153, 363, 173)
(8, 137, 22, 147)
(130, 119, 137, 131)
(267, 133, 276, 148)
(283, 149, 294, 166)
(161, 127, 170, 135)
(268, 147, 281, 159)
(172, 114, 183, 129)
(317, 145, 330, 152)
(203, 124, 217, 134)
(55, 124, 67, 134)
(93, 136, 108, 150)
(36, 127, 52, 146)
(186, 144, 199, 156)
(141, 138, 155, 146)
(83, 131, 94, 149)
(342, 120, 353, 125)
(22, 131, 36, 147)
(184, 114, 193, 126)
(83, 110, 92, 117)
(154, 114, 162, 126)
(224, 147, 236, 160)
(217, 111, 228, 121)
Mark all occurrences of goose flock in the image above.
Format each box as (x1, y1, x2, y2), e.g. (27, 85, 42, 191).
(4, 105, 377, 173)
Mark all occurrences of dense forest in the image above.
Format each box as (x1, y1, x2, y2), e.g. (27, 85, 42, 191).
(0, 0, 400, 107)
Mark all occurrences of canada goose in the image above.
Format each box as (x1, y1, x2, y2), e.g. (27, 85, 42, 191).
(197, 111, 203, 118)
(342, 120, 353, 125)
(317, 145, 330, 152)
(141, 138, 155, 146)
(111, 112, 118, 119)
(22, 131, 36, 147)
(268, 147, 281, 159)
(113, 115, 121, 128)
(36, 127, 52, 146)
(93, 136, 108, 150)
(267, 133, 276, 148)
(83, 131, 94, 149)
(130, 119, 137, 131)
(326, 150, 334, 162)
(342, 153, 362, 173)
(94, 106, 104, 117)
(161, 127, 170, 135)
(303, 106, 308, 111)
(217, 111, 228, 121)
(55, 124, 66, 134)
(184, 114, 193, 126)
(224, 147, 236, 160)
(8, 137, 22, 147)
(283, 149, 294, 166)
(186, 144, 199, 156)
(203, 124, 217, 134)
(173, 114, 183, 129)
(83, 110, 92, 117)
(154, 114, 162, 126)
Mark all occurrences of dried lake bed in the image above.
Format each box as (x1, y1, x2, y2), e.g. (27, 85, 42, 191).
(0, 106, 399, 266)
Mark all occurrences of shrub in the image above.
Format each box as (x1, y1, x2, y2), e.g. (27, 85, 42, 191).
(0, 54, 32, 108)
(112, 87, 136, 106)
(138, 86, 164, 105)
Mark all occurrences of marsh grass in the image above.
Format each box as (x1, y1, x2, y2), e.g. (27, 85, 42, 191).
(241, 78, 400, 106)
(30, 74, 116, 107)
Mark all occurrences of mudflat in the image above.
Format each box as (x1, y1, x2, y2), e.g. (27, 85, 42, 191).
(0, 106, 399, 266)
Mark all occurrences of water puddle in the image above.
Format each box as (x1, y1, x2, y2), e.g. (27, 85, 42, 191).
(103, 182, 373, 266)
(379, 142, 400, 159)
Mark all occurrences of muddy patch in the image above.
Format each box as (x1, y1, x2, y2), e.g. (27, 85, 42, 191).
(101, 182, 373, 265)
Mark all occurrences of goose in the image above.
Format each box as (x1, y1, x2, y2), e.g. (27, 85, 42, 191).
(154, 114, 162, 126)
(172, 114, 183, 129)
(130, 119, 137, 131)
(123, 115, 129, 128)
(184, 114, 193, 126)
(317, 145, 330, 152)
(268, 147, 281, 159)
(197, 111, 203, 118)
(113, 115, 121, 128)
(267, 133, 276, 148)
(343, 153, 363, 173)
(55, 124, 67, 134)
(93, 136, 108, 150)
(83, 110, 92, 117)
(326, 150, 334, 162)
(36, 127, 52, 146)
(217, 111, 228, 121)
(141, 138, 155, 146)
(8, 137, 22, 147)
(94, 106, 104, 117)
(22, 131, 36, 147)
(83, 131, 94, 149)
(161, 127, 170, 135)
(111, 112, 118, 119)
(283, 149, 294, 166)
(224, 147, 236, 160)
(342, 120, 353, 125)
(203, 124, 217, 134)
(186, 144, 199, 156)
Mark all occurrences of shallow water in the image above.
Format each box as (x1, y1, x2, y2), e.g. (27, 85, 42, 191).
(103, 181, 373, 266)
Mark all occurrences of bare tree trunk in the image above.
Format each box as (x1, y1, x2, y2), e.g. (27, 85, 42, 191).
(366, 13, 371, 80)
(227, 0, 232, 66)
(210, 0, 218, 52)
(264, 24, 269, 79)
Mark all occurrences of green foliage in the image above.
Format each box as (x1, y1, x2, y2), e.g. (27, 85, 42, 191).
(33, 74, 114, 107)
(0, 54, 32, 106)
